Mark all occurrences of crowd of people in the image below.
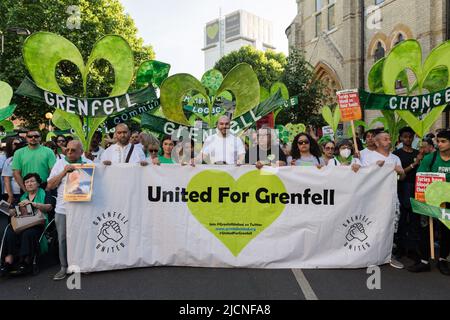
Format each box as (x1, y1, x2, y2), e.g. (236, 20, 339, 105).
(0, 115, 449, 280)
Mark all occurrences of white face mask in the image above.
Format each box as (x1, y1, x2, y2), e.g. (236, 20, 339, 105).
(340, 149, 352, 159)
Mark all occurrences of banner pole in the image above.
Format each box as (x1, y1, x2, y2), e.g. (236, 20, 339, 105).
(351, 120, 359, 153)
(429, 217, 435, 260)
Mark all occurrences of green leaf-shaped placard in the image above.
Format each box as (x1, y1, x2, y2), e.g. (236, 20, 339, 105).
(217, 63, 260, 118)
(0, 81, 13, 108)
(0, 120, 14, 132)
(270, 82, 289, 101)
(382, 40, 449, 137)
(23, 32, 134, 149)
(201, 69, 223, 96)
(136, 60, 171, 88)
(321, 106, 341, 134)
(260, 87, 270, 102)
(51, 109, 72, 130)
(160, 74, 209, 126)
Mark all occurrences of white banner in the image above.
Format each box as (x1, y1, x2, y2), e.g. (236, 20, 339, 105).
(66, 165, 397, 272)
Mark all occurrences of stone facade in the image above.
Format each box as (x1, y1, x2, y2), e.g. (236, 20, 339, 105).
(286, 0, 450, 130)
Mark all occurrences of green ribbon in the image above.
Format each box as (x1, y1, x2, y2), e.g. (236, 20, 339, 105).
(359, 88, 450, 113)
(16, 77, 158, 118)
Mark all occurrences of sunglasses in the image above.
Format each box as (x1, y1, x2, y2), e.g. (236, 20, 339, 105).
(148, 149, 159, 153)
(57, 139, 66, 143)
(27, 135, 41, 139)
(297, 140, 310, 145)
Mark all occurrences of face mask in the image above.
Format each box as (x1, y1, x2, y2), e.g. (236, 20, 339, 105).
(340, 149, 351, 159)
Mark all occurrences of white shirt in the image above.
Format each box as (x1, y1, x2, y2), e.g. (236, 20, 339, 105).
(361, 150, 402, 167)
(100, 143, 146, 164)
(360, 148, 374, 164)
(48, 157, 93, 215)
(327, 157, 362, 167)
(201, 132, 245, 164)
(1, 157, 20, 195)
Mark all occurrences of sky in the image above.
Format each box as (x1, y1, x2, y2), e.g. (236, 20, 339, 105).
(120, 0, 297, 78)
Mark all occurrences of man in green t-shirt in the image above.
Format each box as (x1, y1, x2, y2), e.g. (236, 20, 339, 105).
(12, 130, 56, 192)
(409, 129, 450, 275)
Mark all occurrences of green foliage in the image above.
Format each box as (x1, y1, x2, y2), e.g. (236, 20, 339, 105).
(277, 48, 326, 127)
(0, 0, 155, 129)
(214, 46, 286, 90)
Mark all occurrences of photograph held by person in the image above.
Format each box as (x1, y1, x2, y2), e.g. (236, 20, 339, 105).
(409, 129, 450, 275)
(199, 116, 245, 165)
(100, 124, 147, 166)
(327, 139, 361, 173)
(0, 173, 55, 277)
(246, 127, 286, 169)
(47, 140, 93, 281)
(12, 130, 56, 192)
(290, 133, 325, 168)
(392, 127, 424, 261)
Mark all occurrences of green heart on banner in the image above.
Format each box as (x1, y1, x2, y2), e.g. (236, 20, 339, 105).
(425, 182, 450, 229)
(207, 23, 219, 40)
(187, 170, 287, 256)
(22, 32, 134, 149)
(383, 40, 450, 138)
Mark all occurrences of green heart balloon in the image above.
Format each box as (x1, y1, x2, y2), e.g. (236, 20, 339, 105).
(382, 40, 450, 138)
(425, 182, 450, 229)
(22, 32, 134, 148)
(136, 60, 171, 89)
(187, 170, 287, 256)
(201, 69, 223, 96)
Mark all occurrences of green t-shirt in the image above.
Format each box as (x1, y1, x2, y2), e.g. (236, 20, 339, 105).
(158, 155, 175, 164)
(12, 145, 57, 182)
(417, 151, 450, 182)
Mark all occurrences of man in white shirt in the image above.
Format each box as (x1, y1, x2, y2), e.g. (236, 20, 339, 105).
(361, 131, 405, 270)
(47, 140, 93, 281)
(100, 124, 147, 165)
(360, 128, 382, 163)
(199, 116, 245, 165)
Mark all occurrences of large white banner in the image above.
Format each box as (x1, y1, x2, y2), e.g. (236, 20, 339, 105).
(66, 165, 397, 272)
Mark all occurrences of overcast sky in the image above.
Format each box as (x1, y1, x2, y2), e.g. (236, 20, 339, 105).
(120, 0, 297, 78)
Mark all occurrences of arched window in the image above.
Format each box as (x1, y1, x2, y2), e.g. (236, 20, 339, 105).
(374, 42, 385, 62)
(394, 33, 405, 46)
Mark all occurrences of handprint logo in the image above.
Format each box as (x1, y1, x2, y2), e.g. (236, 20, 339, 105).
(97, 220, 123, 243)
(346, 223, 368, 242)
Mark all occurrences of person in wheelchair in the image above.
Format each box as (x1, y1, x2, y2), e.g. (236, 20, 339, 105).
(0, 173, 55, 276)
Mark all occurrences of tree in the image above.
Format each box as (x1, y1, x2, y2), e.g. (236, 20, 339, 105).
(214, 46, 286, 90)
(0, 0, 155, 129)
(277, 48, 326, 127)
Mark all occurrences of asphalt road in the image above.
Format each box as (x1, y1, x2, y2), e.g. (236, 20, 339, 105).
(0, 254, 449, 300)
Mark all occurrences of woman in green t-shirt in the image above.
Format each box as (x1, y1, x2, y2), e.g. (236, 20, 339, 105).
(158, 135, 176, 164)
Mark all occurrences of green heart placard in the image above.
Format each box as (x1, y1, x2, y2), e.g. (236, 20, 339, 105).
(383, 40, 450, 138)
(425, 181, 450, 229)
(187, 170, 287, 256)
(207, 23, 219, 40)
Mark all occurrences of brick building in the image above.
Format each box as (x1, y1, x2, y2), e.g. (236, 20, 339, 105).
(286, 0, 450, 130)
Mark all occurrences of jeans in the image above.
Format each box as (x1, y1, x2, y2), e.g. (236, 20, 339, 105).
(55, 213, 67, 268)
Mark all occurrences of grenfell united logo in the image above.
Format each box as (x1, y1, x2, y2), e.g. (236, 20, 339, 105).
(93, 211, 128, 254)
(343, 215, 373, 252)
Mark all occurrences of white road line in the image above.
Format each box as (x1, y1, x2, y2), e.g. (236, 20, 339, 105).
(291, 269, 319, 300)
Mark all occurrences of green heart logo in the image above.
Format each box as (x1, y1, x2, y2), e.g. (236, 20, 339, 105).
(321, 105, 341, 134)
(22, 32, 134, 148)
(207, 23, 219, 40)
(382, 40, 450, 137)
(187, 170, 287, 256)
(425, 182, 450, 229)
(160, 63, 260, 127)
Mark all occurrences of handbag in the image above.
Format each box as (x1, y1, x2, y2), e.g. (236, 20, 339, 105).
(11, 209, 45, 233)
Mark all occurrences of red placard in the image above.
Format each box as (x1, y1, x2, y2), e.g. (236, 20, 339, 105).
(336, 89, 362, 122)
(415, 173, 446, 202)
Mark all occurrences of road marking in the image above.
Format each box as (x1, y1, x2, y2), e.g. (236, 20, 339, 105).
(291, 269, 318, 300)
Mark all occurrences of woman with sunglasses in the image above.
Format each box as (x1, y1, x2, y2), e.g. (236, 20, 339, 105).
(291, 133, 325, 168)
(327, 139, 361, 172)
(321, 140, 336, 165)
(55, 135, 67, 156)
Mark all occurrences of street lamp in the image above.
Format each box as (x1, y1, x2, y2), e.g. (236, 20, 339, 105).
(45, 112, 53, 132)
(1, 27, 31, 54)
